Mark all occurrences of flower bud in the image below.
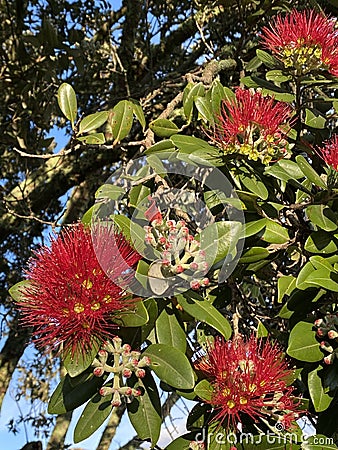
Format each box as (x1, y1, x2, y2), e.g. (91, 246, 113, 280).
(190, 280, 201, 290)
(93, 367, 105, 377)
(314, 318, 323, 327)
(175, 265, 184, 274)
(328, 330, 338, 340)
(135, 368, 146, 378)
(123, 368, 132, 378)
(111, 391, 122, 407)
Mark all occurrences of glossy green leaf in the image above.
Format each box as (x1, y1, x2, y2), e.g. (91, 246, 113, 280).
(308, 367, 333, 412)
(296, 262, 318, 290)
(127, 373, 161, 447)
(78, 111, 109, 134)
(131, 99, 146, 130)
(143, 343, 195, 389)
(63, 339, 100, 377)
(239, 247, 270, 263)
(277, 159, 305, 179)
(77, 132, 105, 144)
(241, 75, 295, 102)
(95, 184, 125, 200)
(266, 70, 291, 83)
(110, 100, 133, 142)
(262, 219, 289, 244)
(149, 118, 179, 137)
(305, 269, 338, 292)
(9, 280, 31, 302)
(183, 82, 205, 122)
(73, 389, 113, 442)
(277, 275, 296, 303)
(140, 298, 159, 342)
(306, 205, 337, 232)
(144, 140, 176, 156)
(171, 134, 223, 166)
(305, 109, 326, 129)
(176, 291, 232, 339)
(211, 80, 230, 114)
(155, 305, 186, 352)
(257, 320, 269, 338)
(165, 433, 201, 450)
(114, 300, 149, 327)
(58, 83, 77, 127)
(239, 171, 269, 200)
(48, 371, 106, 414)
(244, 219, 266, 238)
(256, 49, 281, 68)
(199, 221, 242, 266)
(296, 155, 327, 189)
(287, 321, 323, 362)
(304, 231, 338, 254)
(194, 379, 213, 402)
(113, 214, 146, 254)
(195, 97, 213, 123)
(129, 184, 151, 209)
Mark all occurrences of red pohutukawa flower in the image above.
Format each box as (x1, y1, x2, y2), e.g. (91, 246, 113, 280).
(315, 134, 338, 172)
(195, 335, 301, 431)
(210, 88, 292, 163)
(18, 223, 141, 356)
(261, 9, 338, 76)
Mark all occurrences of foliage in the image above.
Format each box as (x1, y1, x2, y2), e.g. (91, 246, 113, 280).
(3, 0, 338, 449)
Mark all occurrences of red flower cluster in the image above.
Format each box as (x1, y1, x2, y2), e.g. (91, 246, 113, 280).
(261, 9, 338, 76)
(18, 223, 141, 356)
(210, 88, 292, 163)
(316, 134, 338, 172)
(195, 335, 301, 431)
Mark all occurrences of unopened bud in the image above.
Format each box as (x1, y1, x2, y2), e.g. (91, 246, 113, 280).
(159, 236, 167, 245)
(135, 368, 146, 378)
(314, 319, 323, 327)
(134, 388, 142, 397)
(324, 354, 334, 365)
(93, 367, 105, 377)
(190, 280, 201, 290)
(111, 391, 122, 407)
(175, 265, 184, 274)
(328, 330, 338, 340)
(202, 278, 210, 287)
(123, 368, 132, 378)
(190, 262, 199, 271)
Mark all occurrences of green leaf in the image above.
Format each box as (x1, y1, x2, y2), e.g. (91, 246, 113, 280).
(241, 75, 295, 102)
(112, 214, 146, 254)
(308, 367, 333, 412)
(239, 247, 270, 263)
(9, 280, 31, 302)
(78, 111, 109, 134)
(143, 343, 195, 390)
(110, 100, 133, 143)
(140, 298, 159, 342)
(127, 373, 162, 447)
(195, 97, 213, 123)
(73, 390, 113, 442)
(199, 221, 242, 266)
(239, 171, 269, 200)
(114, 301, 149, 327)
(305, 109, 326, 129)
(277, 159, 305, 179)
(58, 83, 77, 127)
(149, 118, 179, 137)
(155, 305, 187, 352)
(171, 134, 223, 166)
(266, 70, 292, 83)
(63, 340, 100, 377)
(256, 49, 281, 68)
(129, 184, 151, 209)
(165, 433, 201, 450)
(304, 231, 338, 254)
(305, 269, 338, 292)
(131, 99, 146, 130)
(77, 132, 105, 144)
(176, 291, 232, 339)
(244, 219, 266, 238)
(183, 82, 205, 122)
(144, 140, 176, 156)
(296, 155, 327, 189)
(194, 379, 213, 402)
(296, 261, 318, 290)
(306, 205, 337, 232)
(287, 321, 323, 362)
(262, 219, 289, 244)
(211, 80, 228, 115)
(277, 275, 296, 303)
(48, 371, 106, 414)
(95, 184, 125, 200)
(257, 320, 269, 338)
